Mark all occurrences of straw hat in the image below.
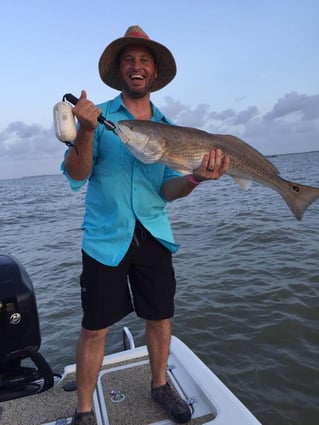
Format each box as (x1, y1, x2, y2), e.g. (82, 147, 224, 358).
(98, 25, 176, 92)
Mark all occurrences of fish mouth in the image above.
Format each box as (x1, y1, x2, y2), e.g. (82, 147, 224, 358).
(116, 125, 129, 143)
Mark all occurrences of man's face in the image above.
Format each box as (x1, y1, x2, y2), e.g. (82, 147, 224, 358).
(118, 45, 158, 98)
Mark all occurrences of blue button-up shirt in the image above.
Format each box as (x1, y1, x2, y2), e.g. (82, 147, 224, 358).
(61, 95, 181, 266)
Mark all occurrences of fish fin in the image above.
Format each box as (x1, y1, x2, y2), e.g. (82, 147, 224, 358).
(162, 152, 193, 173)
(216, 134, 281, 175)
(232, 176, 252, 190)
(279, 178, 319, 220)
(127, 145, 162, 164)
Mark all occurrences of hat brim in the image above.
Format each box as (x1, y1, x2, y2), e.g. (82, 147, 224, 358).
(98, 37, 176, 92)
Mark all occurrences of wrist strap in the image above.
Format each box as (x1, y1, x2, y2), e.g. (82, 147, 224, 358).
(188, 174, 201, 185)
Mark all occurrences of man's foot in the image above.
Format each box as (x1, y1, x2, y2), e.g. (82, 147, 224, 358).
(71, 410, 96, 425)
(151, 382, 192, 424)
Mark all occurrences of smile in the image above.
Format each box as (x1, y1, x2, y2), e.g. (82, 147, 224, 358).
(130, 74, 144, 80)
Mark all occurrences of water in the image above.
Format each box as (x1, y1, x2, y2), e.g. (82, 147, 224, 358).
(1, 151, 319, 425)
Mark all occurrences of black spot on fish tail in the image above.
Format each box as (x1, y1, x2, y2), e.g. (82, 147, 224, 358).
(280, 179, 319, 220)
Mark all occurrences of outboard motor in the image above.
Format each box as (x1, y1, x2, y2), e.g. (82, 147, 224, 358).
(0, 254, 54, 401)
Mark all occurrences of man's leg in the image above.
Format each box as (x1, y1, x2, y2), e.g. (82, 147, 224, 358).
(147, 318, 192, 424)
(76, 326, 109, 412)
(146, 319, 171, 387)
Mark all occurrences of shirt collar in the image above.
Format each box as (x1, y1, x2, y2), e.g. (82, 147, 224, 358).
(109, 94, 124, 113)
(109, 94, 171, 124)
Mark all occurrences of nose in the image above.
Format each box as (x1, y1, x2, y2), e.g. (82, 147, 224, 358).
(130, 57, 144, 70)
(131, 61, 140, 70)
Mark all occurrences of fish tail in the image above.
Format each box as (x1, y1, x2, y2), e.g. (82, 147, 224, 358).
(280, 178, 319, 220)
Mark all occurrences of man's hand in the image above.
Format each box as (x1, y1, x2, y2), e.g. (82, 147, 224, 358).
(193, 149, 230, 181)
(73, 90, 102, 132)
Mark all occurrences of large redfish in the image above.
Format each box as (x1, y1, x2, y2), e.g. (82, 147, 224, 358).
(117, 120, 319, 220)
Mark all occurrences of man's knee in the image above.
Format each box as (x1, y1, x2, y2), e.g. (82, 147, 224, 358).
(80, 326, 109, 343)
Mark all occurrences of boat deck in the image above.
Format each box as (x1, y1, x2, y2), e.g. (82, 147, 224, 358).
(0, 336, 261, 425)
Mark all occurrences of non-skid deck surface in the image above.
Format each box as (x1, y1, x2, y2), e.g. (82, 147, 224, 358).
(0, 372, 77, 425)
(100, 363, 214, 425)
(0, 356, 214, 425)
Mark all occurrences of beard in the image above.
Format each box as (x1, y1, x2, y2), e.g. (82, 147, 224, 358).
(121, 76, 156, 98)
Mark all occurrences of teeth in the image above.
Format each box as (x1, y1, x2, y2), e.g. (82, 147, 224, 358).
(131, 74, 144, 80)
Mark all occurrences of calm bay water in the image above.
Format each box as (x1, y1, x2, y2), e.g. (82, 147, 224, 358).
(1, 151, 318, 425)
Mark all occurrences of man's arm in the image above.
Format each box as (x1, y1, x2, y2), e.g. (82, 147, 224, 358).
(161, 149, 230, 201)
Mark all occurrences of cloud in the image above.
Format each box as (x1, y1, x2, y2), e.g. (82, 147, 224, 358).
(160, 91, 319, 154)
(0, 91, 318, 179)
(233, 106, 259, 125)
(161, 97, 211, 128)
(0, 121, 66, 179)
(264, 92, 319, 121)
(0, 122, 61, 160)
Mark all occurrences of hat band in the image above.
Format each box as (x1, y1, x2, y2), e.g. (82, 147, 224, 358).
(127, 31, 149, 40)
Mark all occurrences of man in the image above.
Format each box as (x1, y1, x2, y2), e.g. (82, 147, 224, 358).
(62, 26, 230, 425)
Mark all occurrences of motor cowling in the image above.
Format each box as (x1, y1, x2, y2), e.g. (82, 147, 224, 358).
(0, 255, 54, 401)
(0, 254, 41, 361)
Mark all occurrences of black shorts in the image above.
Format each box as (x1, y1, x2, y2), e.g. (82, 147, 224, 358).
(80, 224, 176, 330)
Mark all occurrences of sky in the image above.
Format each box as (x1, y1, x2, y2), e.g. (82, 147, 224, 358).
(0, 0, 318, 179)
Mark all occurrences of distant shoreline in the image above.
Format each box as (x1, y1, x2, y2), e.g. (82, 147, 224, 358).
(1, 151, 318, 181)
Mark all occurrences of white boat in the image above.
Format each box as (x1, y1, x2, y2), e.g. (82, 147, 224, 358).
(0, 255, 262, 425)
